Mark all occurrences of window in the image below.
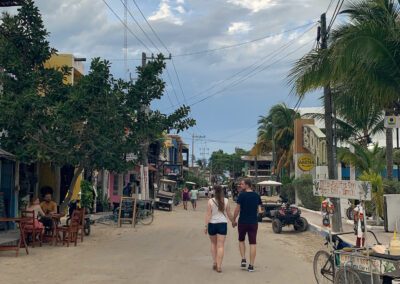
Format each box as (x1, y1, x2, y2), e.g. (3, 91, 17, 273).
(113, 174, 119, 196)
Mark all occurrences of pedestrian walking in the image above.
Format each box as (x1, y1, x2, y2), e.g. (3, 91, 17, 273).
(205, 186, 209, 198)
(182, 187, 189, 210)
(122, 182, 132, 197)
(189, 185, 199, 210)
(233, 178, 262, 272)
(204, 185, 235, 273)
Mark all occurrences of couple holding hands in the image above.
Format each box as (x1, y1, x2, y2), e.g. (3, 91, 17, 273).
(204, 178, 262, 273)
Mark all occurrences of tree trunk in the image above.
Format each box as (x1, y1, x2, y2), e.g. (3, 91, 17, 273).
(386, 127, 394, 180)
(60, 165, 84, 212)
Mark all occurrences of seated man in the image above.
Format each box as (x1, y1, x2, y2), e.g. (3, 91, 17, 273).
(40, 192, 57, 229)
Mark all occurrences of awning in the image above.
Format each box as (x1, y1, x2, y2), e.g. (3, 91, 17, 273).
(148, 165, 157, 172)
(160, 179, 176, 184)
(185, 181, 196, 185)
(0, 149, 15, 160)
(257, 180, 282, 186)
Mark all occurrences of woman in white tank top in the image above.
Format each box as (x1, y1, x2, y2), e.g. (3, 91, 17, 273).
(204, 185, 234, 273)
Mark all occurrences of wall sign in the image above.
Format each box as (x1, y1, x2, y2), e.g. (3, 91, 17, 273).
(298, 154, 315, 171)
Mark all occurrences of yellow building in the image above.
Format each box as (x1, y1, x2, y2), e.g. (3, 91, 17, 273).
(39, 54, 85, 205)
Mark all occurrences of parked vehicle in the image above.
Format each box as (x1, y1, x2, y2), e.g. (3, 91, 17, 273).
(198, 187, 207, 198)
(271, 196, 308, 234)
(154, 190, 175, 211)
(257, 195, 283, 222)
(66, 200, 91, 236)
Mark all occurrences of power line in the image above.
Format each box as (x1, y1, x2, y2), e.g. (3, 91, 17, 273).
(102, 0, 152, 53)
(119, 0, 161, 54)
(163, 23, 316, 110)
(172, 22, 316, 58)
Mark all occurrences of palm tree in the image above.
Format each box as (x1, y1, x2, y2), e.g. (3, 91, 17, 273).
(338, 142, 386, 174)
(289, 0, 400, 180)
(252, 103, 300, 177)
(304, 85, 385, 146)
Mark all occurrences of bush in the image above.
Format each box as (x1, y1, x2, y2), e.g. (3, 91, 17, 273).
(383, 179, 400, 194)
(293, 175, 321, 211)
(80, 180, 94, 212)
(280, 175, 295, 204)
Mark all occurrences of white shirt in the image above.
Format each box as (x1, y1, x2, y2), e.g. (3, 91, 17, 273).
(209, 198, 228, 224)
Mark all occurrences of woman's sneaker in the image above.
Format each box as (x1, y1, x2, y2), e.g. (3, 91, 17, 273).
(248, 265, 255, 272)
(241, 259, 246, 269)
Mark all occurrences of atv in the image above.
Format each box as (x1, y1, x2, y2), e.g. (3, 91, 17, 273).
(271, 197, 308, 234)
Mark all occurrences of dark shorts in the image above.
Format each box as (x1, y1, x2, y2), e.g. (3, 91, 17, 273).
(208, 223, 227, 236)
(191, 199, 197, 203)
(183, 197, 189, 201)
(238, 223, 258, 244)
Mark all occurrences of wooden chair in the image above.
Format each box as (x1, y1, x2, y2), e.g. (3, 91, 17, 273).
(76, 208, 86, 242)
(20, 210, 43, 248)
(55, 211, 80, 247)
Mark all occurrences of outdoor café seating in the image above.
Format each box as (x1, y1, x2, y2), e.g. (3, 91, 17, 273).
(55, 211, 80, 247)
(21, 210, 43, 248)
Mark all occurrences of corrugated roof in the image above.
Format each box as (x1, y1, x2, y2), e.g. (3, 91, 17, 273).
(0, 0, 22, 7)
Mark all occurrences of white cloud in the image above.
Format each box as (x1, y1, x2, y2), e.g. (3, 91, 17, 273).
(149, 0, 183, 25)
(228, 21, 252, 34)
(177, 0, 185, 3)
(175, 6, 185, 14)
(227, 0, 276, 13)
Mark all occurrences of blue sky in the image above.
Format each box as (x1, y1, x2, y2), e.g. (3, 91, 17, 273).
(2, 0, 334, 161)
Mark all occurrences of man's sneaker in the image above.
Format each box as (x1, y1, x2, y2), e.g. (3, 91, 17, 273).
(248, 265, 255, 272)
(241, 259, 247, 268)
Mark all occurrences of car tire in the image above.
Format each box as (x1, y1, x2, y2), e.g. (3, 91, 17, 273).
(272, 218, 282, 234)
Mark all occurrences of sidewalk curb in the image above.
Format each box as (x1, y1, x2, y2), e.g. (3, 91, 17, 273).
(300, 206, 384, 231)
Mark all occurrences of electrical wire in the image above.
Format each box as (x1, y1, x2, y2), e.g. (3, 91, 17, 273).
(119, 0, 161, 54)
(163, 23, 317, 111)
(102, 0, 152, 53)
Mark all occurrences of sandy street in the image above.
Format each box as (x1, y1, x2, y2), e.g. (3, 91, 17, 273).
(1, 199, 325, 284)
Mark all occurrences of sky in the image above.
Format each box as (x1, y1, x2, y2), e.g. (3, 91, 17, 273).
(2, 0, 339, 162)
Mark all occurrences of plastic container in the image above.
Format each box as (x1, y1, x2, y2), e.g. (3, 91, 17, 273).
(390, 239, 400, 255)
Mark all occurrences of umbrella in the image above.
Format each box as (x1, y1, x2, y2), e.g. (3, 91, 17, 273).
(257, 180, 282, 186)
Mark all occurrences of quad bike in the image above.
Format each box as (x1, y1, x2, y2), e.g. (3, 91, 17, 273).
(271, 197, 308, 234)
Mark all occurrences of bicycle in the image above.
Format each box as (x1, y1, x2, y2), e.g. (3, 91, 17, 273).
(95, 212, 118, 226)
(134, 201, 154, 226)
(313, 231, 381, 284)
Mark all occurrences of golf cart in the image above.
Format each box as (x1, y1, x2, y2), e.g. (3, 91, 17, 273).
(257, 180, 284, 222)
(155, 179, 176, 211)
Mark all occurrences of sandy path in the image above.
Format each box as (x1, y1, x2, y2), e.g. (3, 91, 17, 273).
(0, 199, 324, 284)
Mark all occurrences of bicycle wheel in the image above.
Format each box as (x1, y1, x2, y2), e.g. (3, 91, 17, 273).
(138, 209, 154, 225)
(314, 250, 334, 283)
(334, 267, 362, 284)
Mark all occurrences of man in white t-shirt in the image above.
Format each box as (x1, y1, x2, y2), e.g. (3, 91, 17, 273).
(189, 185, 199, 210)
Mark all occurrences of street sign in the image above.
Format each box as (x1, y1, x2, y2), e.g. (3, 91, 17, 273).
(313, 180, 372, 200)
(384, 116, 400, 128)
(126, 153, 137, 161)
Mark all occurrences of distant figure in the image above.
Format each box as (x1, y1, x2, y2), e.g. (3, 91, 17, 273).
(204, 185, 235, 273)
(123, 182, 132, 197)
(189, 185, 199, 210)
(205, 187, 209, 198)
(39, 189, 57, 229)
(233, 178, 262, 272)
(182, 187, 189, 210)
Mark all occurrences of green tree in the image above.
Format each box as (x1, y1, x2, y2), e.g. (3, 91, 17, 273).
(252, 103, 300, 177)
(0, 1, 195, 211)
(337, 143, 386, 174)
(289, 0, 400, 180)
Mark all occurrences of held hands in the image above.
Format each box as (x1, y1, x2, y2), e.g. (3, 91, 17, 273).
(232, 221, 237, 228)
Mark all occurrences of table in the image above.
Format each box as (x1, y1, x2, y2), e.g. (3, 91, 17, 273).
(42, 214, 65, 244)
(0, 217, 29, 256)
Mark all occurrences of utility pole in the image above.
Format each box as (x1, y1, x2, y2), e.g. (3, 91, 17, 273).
(140, 52, 172, 200)
(321, 13, 342, 232)
(124, 0, 128, 81)
(191, 134, 205, 167)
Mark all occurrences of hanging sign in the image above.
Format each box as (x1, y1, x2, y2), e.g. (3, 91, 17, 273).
(298, 154, 315, 171)
(384, 116, 400, 128)
(313, 180, 372, 200)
